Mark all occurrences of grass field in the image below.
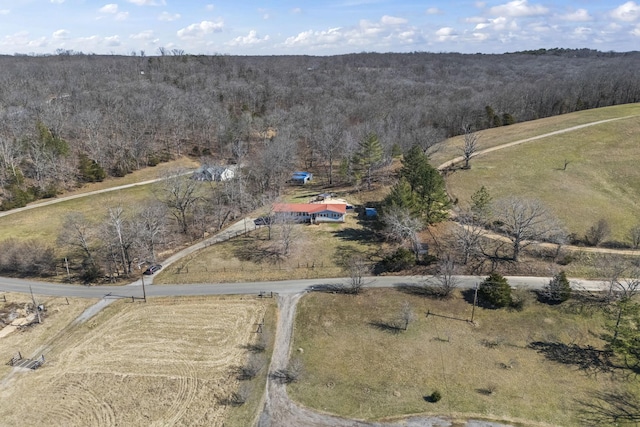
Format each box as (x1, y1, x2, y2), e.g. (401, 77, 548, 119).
(288, 288, 634, 426)
(154, 212, 385, 284)
(436, 103, 640, 243)
(0, 157, 200, 244)
(429, 103, 640, 168)
(0, 294, 274, 427)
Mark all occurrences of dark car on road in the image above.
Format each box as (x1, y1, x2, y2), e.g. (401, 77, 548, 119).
(254, 216, 274, 226)
(143, 264, 162, 275)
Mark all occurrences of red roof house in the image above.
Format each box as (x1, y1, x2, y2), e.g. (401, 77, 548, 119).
(273, 203, 346, 223)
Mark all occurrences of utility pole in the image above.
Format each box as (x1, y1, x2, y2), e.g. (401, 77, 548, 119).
(470, 282, 479, 323)
(141, 274, 147, 302)
(29, 285, 41, 324)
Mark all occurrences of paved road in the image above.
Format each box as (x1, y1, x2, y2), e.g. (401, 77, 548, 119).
(0, 274, 607, 299)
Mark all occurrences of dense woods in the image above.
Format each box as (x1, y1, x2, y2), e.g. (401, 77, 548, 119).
(1, 49, 640, 280)
(1, 49, 640, 209)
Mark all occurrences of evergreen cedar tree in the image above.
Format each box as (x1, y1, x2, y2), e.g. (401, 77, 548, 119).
(384, 145, 450, 225)
(478, 272, 512, 308)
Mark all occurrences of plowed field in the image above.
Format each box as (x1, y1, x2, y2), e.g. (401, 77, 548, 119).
(0, 296, 266, 426)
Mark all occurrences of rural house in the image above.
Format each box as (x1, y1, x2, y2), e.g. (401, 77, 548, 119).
(192, 165, 236, 182)
(273, 203, 346, 223)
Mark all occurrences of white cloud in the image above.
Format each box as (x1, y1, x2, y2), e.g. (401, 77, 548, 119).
(472, 32, 490, 41)
(426, 7, 442, 15)
(284, 28, 343, 48)
(610, 1, 640, 22)
(227, 30, 270, 47)
(291, 7, 302, 14)
(282, 16, 421, 50)
(435, 27, 457, 41)
(104, 35, 121, 46)
(489, 0, 549, 17)
(50, 0, 65, 3)
(573, 26, 592, 36)
(474, 16, 517, 31)
(466, 16, 487, 24)
(53, 29, 70, 39)
(205, 4, 215, 12)
(380, 15, 407, 25)
(177, 20, 224, 39)
(0, 9, 9, 15)
(130, 30, 155, 40)
(127, 0, 165, 5)
(99, 4, 118, 14)
(632, 23, 640, 35)
(158, 11, 180, 21)
(562, 9, 592, 22)
(116, 12, 129, 21)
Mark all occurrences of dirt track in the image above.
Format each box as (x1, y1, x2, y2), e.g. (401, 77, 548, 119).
(258, 293, 510, 427)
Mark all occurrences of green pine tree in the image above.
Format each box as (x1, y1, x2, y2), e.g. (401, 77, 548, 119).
(478, 272, 512, 308)
(398, 145, 450, 225)
(353, 132, 384, 190)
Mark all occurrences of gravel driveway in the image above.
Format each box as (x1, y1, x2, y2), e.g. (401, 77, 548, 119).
(258, 293, 514, 427)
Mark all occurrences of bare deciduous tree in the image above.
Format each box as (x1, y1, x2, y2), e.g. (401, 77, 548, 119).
(344, 253, 371, 294)
(493, 197, 565, 262)
(585, 218, 611, 247)
(132, 201, 167, 263)
(453, 213, 485, 265)
(382, 205, 424, 261)
(628, 224, 640, 250)
(156, 170, 201, 235)
(461, 126, 479, 169)
(430, 256, 459, 298)
(274, 213, 297, 258)
(58, 212, 97, 267)
(399, 301, 416, 330)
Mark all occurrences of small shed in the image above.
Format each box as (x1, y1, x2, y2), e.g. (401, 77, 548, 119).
(291, 171, 313, 185)
(364, 207, 378, 218)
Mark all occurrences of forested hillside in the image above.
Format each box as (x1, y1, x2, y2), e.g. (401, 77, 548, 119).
(1, 49, 639, 208)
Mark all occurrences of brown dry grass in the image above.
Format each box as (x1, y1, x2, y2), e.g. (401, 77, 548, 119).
(0, 295, 272, 427)
(0, 157, 200, 244)
(429, 103, 640, 168)
(439, 103, 640, 242)
(154, 213, 386, 284)
(289, 288, 632, 426)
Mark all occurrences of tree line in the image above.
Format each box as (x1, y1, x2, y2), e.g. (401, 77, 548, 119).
(1, 50, 640, 208)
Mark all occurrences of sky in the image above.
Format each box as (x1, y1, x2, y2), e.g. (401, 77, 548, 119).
(0, 0, 639, 56)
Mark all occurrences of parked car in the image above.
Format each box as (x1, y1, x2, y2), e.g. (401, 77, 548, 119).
(143, 264, 162, 275)
(254, 216, 274, 226)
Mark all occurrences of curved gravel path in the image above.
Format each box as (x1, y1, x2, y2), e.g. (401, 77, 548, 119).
(436, 115, 638, 171)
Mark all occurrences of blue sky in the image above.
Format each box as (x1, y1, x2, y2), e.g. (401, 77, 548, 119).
(0, 0, 639, 55)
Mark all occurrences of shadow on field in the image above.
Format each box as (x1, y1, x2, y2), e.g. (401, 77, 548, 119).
(369, 321, 404, 334)
(332, 226, 379, 243)
(394, 283, 453, 300)
(577, 390, 640, 425)
(307, 283, 348, 294)
(528, 341, 612, 373)
(233, 241, 281, 264)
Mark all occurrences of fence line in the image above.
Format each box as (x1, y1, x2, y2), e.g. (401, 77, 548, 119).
(170, 261, 339, 275)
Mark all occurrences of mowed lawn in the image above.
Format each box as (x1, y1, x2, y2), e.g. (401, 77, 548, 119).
(289, 288, 633, 426)
(442, 106, 640, 242)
